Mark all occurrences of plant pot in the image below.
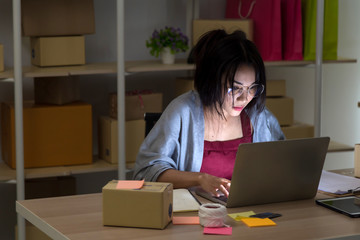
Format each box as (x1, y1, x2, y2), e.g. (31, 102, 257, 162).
(160, 47, 175, 64)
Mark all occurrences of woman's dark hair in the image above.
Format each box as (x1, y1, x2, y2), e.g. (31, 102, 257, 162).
(193, 29, 266, 118)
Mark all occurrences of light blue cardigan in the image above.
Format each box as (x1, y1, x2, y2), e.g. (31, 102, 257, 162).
(133, 91, 285, 181)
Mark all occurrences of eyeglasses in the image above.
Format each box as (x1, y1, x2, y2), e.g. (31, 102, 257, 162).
(227, 83, 264, 98)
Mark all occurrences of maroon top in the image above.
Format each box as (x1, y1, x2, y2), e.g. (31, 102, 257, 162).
(200, 112, 253, 180)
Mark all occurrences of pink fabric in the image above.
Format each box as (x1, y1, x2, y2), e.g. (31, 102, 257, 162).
(281, 0, 303, 60)
(226, 0, 282, 61)
(200, 112, 252, 180)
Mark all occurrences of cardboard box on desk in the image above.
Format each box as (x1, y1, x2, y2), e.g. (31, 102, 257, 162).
(0, 44, 4, 72)
(281, 122, 314, 139)
(21, 0, 95, 37)
(109, 91, 163, 120)
(102, 181, 173, 229)
(193, 19, 253, 45)
(98, 116, 145, 164)
(266, 97, 294, 126)
(1, 101, 92, 169)
(34, 76, 80, 105)
(31, 36, 85, 67)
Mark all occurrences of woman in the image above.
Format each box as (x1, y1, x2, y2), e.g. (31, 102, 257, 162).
(133, 30, 284, 197)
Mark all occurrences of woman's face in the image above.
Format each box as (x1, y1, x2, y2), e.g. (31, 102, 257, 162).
(223, 65, 256, 118)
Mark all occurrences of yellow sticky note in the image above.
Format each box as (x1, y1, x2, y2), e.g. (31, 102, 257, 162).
(228, 211, 255, 221)
(116, 180, 144, 189)
(241, 218, 277, 227)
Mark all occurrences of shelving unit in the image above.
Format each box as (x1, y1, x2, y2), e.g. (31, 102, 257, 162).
(0, 58, 356, 80)
(1, 0, 355, 239)
(0, 58, 356, 183)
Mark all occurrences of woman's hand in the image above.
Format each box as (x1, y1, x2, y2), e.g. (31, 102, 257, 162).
(157, 169, 231, 197)
(198, 173, 231, 197)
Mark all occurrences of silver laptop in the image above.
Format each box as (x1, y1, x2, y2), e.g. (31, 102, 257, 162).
(195, 137, 330, 208)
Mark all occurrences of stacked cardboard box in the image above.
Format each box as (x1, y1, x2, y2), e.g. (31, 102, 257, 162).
(98, 116, 145, 165)
(193, 19, 253, 45)
(1, 101, 93, 169)
(34, 76, 80, 105)
(281, 122, 314, 139)
(265, 80, 294, 126)
(21, 0, 95, 67)
(98, 91, 163, 165)
(0, 44, 4, 72)
(30, 36, 86, 67)
(266, 79, 314, 139)
(109, 91, 163, 121)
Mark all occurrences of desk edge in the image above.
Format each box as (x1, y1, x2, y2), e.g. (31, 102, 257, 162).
(16, 201, 70, 240)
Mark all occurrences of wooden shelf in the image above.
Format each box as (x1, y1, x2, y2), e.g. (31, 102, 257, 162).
(264, 58, 357, 67)
(123, 58, 357, 72)
(125, 59, 194, 72)
(23, 62, 118, 78)
(0, 157, 133, 182)
(0, 58, 356, 79)
(328, 141, 354, 152)
(0, 68, 14, 79)
(330, 168, 354, 177)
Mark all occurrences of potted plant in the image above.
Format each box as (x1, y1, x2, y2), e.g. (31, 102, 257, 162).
(146, 26, 189, 64)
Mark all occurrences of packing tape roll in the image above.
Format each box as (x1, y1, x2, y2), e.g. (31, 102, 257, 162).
(198, 203, 227, 227)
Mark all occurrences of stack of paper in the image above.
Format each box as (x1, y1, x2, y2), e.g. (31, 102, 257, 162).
(173, 189, 200, 212)
(318, 170, 360, 195)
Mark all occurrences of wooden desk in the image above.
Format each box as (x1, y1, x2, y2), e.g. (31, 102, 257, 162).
(16, 193, 360, 240)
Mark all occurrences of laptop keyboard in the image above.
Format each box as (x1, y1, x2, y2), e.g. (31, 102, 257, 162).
(215, 194, 228, 203)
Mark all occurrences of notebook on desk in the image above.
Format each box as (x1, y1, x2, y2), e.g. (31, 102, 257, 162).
(195, 137, 330, 208)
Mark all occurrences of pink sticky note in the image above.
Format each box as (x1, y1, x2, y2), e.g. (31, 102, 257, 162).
(203, 227, 232, 235)
(172, 216, 200, 225)
(116, 180, 144, 189)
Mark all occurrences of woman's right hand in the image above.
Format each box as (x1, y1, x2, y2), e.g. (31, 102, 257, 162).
(198, 173, 231, 197)
(157, 169, 231, 197)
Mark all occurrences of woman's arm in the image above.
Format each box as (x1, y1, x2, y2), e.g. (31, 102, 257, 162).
(133, 92, 205, 182)
(157, 169, 231, 197)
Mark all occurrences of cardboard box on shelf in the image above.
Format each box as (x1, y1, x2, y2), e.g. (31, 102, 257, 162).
(31, 36, 85, 67)
(267, 80, 286, 97)
(102, 181, 173, 229)
(25, 176, 77, 199)
(109, 91, 163, 121)
(98, 116, 145, 164)
(21, 0, 95, 37)
(281, 122, 314, 139)
(15, 222, 51, 240)
(1, 101, 92, 169)
(266, 97, 294, 126)
(34, 76, 80, 105)
(175, 77, 194, 97)
(193, 19, 253, 45)
(354, 144, 360, 177)
(0, 44, 4, 72)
